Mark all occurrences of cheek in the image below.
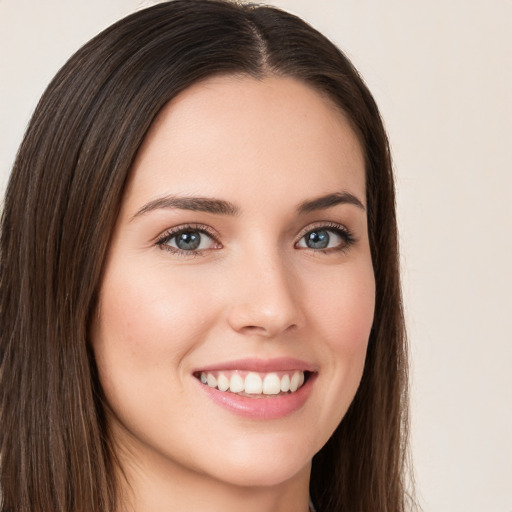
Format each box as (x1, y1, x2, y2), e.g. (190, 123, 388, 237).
(90, 263, 225, 433)
(303, 260, 375, 430)
(93, 263, 217, 366)
(90, 264, 216, 439)
(307, 260, 375, 355)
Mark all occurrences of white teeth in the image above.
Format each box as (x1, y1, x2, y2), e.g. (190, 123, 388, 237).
(280, 374, 290, 392)
(290, 371, 301, 392)
(262, 373, 281, 395)
(217, 373, 230, 392)
(229, 373, 244, 393)
(244, 372, 263, 394)
(200, 370, 307, 395)
(263, 373, 281, 395)
(206, 373, 217, 388)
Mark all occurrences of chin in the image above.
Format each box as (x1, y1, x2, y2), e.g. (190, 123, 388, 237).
(194, 432, 315, 488)
(207, 457, 311, 489)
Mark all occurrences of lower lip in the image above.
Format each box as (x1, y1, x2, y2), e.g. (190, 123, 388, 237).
(196, 373, 316, 420)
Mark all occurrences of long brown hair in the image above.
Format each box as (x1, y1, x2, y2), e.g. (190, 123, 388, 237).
(0, 1, 412, 510)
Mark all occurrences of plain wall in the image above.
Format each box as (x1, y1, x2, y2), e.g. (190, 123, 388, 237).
(1, 1, 511, 511)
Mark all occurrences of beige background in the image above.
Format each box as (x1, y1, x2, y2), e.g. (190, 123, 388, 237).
(1, 1, 511, 511)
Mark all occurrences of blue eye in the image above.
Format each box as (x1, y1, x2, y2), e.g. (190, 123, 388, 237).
(157, 227, 218, 253)
(296, 225, 353, 251)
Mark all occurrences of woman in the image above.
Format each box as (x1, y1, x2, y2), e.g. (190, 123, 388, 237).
(0, 1, 412, 511)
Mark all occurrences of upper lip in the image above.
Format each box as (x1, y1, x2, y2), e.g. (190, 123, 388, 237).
(193, 357, 317, 374)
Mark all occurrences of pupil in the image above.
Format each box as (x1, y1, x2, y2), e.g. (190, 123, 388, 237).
(307, 230, 329, 249)
(176, 231, 200, 250)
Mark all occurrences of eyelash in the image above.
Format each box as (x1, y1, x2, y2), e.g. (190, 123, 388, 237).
(294, 222, 356, 253)
(155, 222, 356, 256)
(155, 224, 220, 257)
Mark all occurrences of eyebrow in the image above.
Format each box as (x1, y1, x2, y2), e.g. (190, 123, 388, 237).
(297, 192, 365, 213)
(131, 195, 240, 220)
(131, 190, 365, 221)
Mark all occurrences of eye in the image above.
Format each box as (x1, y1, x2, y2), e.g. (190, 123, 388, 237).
(156, 225, 220, 254)
(295, 224, 355, 252)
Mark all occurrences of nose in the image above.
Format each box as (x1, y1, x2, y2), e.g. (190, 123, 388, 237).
(226, 251, 304, 338)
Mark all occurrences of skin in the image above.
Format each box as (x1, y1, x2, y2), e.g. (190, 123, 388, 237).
(92, 75, 375, 512)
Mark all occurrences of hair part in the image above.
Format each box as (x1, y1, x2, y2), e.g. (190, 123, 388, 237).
(0, 1, 413, 510)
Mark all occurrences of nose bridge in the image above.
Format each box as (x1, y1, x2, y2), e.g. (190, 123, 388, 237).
(227, 244, 302, 336)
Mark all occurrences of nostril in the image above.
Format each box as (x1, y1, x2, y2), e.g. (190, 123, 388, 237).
(237, 325, 272, 336)
(238, 323, 299, 337)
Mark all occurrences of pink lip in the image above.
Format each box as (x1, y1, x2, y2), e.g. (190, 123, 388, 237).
(193, 357, 317, 374)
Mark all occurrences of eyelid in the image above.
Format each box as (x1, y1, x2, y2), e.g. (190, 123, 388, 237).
(155, 223, 222, 254)
(154, 221, 356, 256)
(294, 221, 357, 250)
(295, 221, 351, 241)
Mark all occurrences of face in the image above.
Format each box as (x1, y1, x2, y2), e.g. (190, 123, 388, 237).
(92, 75, 375, 490)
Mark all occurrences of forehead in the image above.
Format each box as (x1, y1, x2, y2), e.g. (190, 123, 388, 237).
(124, 74, 366, 212)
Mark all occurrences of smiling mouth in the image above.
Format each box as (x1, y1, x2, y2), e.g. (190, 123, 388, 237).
(194, 370, 311, 397)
